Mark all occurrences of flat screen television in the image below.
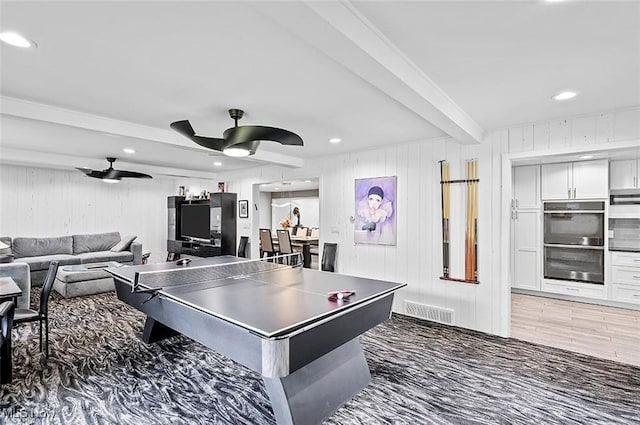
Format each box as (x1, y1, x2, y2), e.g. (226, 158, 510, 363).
(180, 204, 210, 242)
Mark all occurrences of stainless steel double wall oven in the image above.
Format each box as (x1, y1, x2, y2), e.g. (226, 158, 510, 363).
(543, 201, 605, 284)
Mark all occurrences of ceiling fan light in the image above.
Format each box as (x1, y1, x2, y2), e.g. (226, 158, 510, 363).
(0, 31, 36, 48)
(552, 91, 577, 101)
(223, 147, 251, 157)
(102, 178, 121, 184)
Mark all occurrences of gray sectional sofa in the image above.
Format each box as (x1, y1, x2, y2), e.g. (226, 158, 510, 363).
(0, 232, 142, 288)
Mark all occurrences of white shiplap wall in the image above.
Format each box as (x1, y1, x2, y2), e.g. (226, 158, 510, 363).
(0, 165, 179, 264)
(220, 106, 640, 337)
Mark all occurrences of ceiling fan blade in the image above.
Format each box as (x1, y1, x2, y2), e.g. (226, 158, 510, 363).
(170, 120, 225, 151)
(192, 135, 226, 151)
(76, 167, 93, 176)
(170, 120, 196, 138)
(223, 126, 304, 147)
(111, 170, 152, 179)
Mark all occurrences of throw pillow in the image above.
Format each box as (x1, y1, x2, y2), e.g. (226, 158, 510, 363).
(110, 235, 137, 252)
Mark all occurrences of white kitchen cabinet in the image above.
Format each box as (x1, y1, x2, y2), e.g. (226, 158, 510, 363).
(541, 159, 608, 200)
(511, 165, 541, 290)
(610, 251, 640, 305)
(541, 278, 606, 300)
(513, 165, 540, 209)
(610, 159, 639, 190)
(541, 163, 571, 200)
(572, 160, 609, 199)
(511, 210, 540, 290)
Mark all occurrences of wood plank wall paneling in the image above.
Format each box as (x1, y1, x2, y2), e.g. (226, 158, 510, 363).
(0, 106, 620, 337)
(215, 106, 640, 337)
(0, 165, 178, 264)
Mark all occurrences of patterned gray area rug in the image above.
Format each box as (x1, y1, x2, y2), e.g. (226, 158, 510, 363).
(2, 290, 639, 424)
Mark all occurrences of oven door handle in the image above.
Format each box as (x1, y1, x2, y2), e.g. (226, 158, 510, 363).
(543, 210, 605, 214)
(543, 243, 604, 250)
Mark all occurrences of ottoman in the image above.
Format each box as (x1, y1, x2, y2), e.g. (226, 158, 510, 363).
(54, 262, 122, 298)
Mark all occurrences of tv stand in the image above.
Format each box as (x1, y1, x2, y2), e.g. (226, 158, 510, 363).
(169, 240, 220, 258)
(167, 193, 237, 260)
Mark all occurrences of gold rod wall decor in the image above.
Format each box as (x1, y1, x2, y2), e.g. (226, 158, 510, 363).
(439, 159, 479, 285)
(439, 161, 450, 278)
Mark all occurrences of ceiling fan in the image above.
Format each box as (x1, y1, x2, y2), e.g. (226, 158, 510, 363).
(170, 108, 303, 157)
(76, 157, 152, 183)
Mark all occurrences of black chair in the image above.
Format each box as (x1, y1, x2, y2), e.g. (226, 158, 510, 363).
(0, 301, 15, 387)
(238, 236, 249, 258)
(276, 229, 295, 265)
(321, 243, 337, 272)
(14, 260, 59, 357)
(259, 229, 278, 261)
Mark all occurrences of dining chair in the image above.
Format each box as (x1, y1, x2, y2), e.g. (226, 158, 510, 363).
(321, 243, 337, 272)
(0, 300, 15, 388)
(237, 236, 249, 258)
(259, 229, 278, 261)
(14, 260, 59, 358)
(276, 229, 295, 265)
(296, 227, 309, 237)
(309, 228, 320, 238)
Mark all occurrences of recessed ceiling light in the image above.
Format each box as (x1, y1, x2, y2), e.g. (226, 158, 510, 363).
(552, 91, 577, 101)
(274, 187, 280, 191)
(261, 183, 269, 186)
(123, 148, 136, 154)
(213, 161, 222, 166)
(304, 180, 311, 183)
(329, 138, 342, 144)
(0, 31, 36, 48)
(579, 155, 594, 160)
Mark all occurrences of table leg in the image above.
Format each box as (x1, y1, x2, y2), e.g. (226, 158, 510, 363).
(302, 244, 311, 269)
(263, 338, 371, 425)
(142, 317, 179, 343)
(0, 333, 11, 384)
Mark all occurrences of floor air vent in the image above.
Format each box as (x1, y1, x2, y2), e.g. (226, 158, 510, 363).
(405, 301, 454, 325)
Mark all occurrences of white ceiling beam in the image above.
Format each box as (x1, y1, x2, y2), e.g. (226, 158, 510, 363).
(253, 1, 483, 144)
(0, 148, 221, 180)
(0, 96, 304, 168)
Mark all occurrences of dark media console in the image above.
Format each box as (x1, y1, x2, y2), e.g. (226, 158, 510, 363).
(167, 193, 236, 259)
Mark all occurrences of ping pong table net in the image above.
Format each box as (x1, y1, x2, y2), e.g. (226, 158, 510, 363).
(132, 253, 303, 292)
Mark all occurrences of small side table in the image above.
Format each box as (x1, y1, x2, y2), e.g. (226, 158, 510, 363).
(0, 277, 21, 305)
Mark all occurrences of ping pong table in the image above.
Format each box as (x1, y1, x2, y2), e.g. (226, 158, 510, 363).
(107, 255, 405, 425)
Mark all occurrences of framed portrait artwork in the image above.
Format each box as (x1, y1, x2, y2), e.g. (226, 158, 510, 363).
(239, 200, 249, 219)
(354, 176, 397, 245)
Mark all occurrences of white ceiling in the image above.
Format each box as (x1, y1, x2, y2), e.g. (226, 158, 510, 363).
(1, 1, 638, 180)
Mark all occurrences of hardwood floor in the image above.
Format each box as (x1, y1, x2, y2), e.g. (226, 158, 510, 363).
(511, 293, 640, 367)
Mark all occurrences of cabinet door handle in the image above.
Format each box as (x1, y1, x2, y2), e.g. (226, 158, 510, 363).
(633, 294, 640, 298)
(633, 276, 640, 279)
(573, 188, 576, 198)
(567, 287, 579, 292)
(567, 188, 571, 198)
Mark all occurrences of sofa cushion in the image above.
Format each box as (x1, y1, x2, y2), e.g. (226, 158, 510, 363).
(13, 236, 73, 258)
(21, 254, 79, 271)
(73, 232, 121, 254)
(77, 251, 134, 263)
(110, 235, 137, 252)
